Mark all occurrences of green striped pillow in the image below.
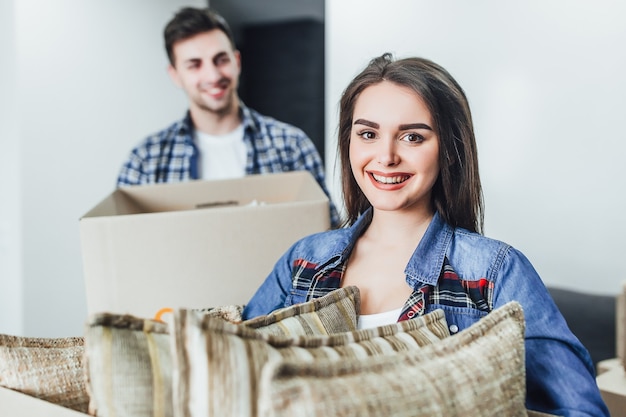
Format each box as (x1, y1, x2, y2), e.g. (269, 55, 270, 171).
(170, 303, 450, 417)
(259, 301, 526, 417)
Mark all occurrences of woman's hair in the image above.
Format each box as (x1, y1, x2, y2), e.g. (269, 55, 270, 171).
(338, 53, 484, 233)
(164, 7, 236, 66)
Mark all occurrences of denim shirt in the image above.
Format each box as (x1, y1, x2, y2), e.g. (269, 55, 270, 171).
(243, 210, 609, 417)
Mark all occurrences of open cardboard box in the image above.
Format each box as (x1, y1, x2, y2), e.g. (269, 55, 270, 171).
(79, 170, 330, 319)
(0, 171, 330, 415)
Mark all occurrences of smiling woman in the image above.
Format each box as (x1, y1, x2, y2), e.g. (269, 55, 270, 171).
(241, 52, 610, 416)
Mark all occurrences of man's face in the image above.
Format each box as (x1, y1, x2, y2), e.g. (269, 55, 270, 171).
(168, 30, 241, 117)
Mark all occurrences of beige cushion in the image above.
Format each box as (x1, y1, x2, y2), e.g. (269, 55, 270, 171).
(242, 285, 360, 336)
(171, 296, 450, 417)
(258, 301, 526, 417)
(194, 304, 244, 323)
(0, 334, 88, 413)
(84, 287, 360, 417)
(83, 314, 171, 417)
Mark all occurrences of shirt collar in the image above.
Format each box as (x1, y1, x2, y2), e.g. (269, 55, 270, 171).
(342, 209, 453, 287)
(177, 111, 194, 141)
(180, 102, 254, 139)
(405, 211, 453, 286)
(238, 101, 258, 134)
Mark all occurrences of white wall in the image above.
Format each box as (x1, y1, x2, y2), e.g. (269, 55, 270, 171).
(0, 0, 22, 336)
(326, 1, 626, 295)
(1, 0, 205, 338)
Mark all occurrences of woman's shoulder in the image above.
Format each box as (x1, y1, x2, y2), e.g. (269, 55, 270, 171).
(449, 226, 535, 271)
(288, 227, 353, 262)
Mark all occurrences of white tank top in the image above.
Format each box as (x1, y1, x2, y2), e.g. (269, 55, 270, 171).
(195, 125, 246, 180)
(357, 307, 403, 330)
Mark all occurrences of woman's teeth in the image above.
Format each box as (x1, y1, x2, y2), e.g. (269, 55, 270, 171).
(372, 174, 409, 184)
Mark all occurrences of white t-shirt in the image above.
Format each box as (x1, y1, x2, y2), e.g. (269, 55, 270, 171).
(195, 125, 246, 180)
(357, 307, 403, 330)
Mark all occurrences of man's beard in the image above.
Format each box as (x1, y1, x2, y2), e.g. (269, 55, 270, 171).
(195, 89, 236, 117)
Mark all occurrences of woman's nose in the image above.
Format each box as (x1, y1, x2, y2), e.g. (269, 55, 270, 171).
(377, 139, 400, 166)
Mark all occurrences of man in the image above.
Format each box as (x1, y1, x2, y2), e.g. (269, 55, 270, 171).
(117, 7, 339, 227)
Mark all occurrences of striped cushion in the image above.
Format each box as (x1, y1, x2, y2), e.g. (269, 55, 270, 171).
(258, 301, 526, 417)
(242, 285, 360, 336)
(0, 334, 88, 413)
(170, 303, 450, 417)
(83, 314, 171, 417)
(83, 287, 361, 417)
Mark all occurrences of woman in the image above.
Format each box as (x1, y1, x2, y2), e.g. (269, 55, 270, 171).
(242, 53, 608, 416)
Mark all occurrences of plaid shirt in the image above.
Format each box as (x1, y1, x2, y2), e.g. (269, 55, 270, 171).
(117, 103, 339, 227)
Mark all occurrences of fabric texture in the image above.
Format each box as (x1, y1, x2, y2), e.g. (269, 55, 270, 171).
(194, 304, 244, 324)
(84, 289, 358, 417)
(171, 297, 450, 417)
(116, 103, 340, 228)
(83, 314, 172, 417)
(242, 285, 360, 336)
(258, 301, 526, 417)
(243, 208, 609, 416)
(0, 334, 88, 413)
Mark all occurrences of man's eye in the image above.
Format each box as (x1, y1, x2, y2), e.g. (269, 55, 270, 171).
(216, 56, 230, 66)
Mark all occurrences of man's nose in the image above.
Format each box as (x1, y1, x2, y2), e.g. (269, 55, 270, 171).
(200, 63, 221, 83)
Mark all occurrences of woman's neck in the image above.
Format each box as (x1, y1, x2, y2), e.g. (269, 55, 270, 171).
(365, 208, 434, 246)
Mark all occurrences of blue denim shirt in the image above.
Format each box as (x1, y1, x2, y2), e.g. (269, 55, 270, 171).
(243, 210, 609, 416)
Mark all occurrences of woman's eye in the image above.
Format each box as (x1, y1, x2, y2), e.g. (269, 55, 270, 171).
(402, 133, 424, 143)
(358, 131, 376, 140)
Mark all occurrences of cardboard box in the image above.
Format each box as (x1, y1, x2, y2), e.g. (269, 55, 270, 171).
(597, 366, 626, 416)
(0, 386, 87, 417)
(79, 171, 330, 319)
(0, 172, 329, 415)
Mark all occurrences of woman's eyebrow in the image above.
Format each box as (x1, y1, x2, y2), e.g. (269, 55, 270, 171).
(398, 123, 433, 131)
(353, 119, 378, 128)
(353, 119, 433, 131)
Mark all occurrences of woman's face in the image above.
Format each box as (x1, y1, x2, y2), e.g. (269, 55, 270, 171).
(349, 81, 440, 215)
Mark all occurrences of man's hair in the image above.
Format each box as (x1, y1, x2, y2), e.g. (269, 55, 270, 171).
(164, 7, 236, 66)
(338, 53, 484, 233)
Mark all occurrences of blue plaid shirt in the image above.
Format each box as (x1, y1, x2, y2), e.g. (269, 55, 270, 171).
(117, 103, 339, 227)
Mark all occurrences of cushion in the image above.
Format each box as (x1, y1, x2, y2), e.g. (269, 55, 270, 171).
(242, 285, 360, 336)
(258, 301, 526, 417)
(0, 334, 88, 413)
(170, 298, 450, 417)
(83, 313, 171, 417)
(84, 287, 360, 417)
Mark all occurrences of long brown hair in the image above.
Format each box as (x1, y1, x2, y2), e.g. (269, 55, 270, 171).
(338, 53, 484, 233)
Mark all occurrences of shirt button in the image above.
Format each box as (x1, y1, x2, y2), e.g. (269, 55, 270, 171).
(449, 324, 459, 334)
